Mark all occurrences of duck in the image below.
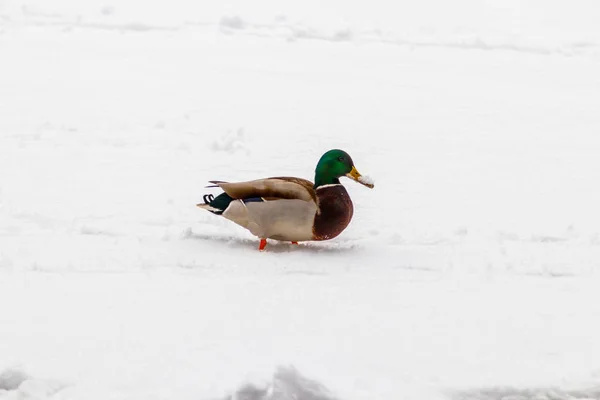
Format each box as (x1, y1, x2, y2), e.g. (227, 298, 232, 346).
(197, 149, 374, 251)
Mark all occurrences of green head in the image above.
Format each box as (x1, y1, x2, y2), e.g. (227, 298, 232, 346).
(314, 149, 375, 189)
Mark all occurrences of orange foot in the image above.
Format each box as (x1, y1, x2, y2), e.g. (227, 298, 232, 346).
(259, 239, 267, 251)
(291, 241, 299, 245)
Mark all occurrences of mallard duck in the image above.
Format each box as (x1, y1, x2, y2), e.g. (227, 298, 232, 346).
(197, 149, 374, 251)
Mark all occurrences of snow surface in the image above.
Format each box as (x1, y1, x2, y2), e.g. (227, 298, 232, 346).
(357, 175, 375, 188)
(2, 1, 600, 399)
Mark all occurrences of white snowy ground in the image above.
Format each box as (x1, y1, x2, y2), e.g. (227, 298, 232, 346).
(2, 1, 600, 399)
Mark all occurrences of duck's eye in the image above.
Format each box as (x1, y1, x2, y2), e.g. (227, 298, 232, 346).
(338, 156, 345, 162)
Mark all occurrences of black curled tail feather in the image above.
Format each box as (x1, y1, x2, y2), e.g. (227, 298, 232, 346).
(199, 192, 234, 215)
(203, 194, 215, 204)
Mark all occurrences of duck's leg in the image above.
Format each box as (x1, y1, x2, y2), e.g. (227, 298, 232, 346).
(291, 241, 299, 245)
(258, 239, 267, 251)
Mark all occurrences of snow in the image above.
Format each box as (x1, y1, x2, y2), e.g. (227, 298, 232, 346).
(357, 175, 374, 188)
(1, 1, 600, 399)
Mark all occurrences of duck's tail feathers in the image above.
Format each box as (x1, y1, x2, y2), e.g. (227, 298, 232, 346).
(196, 192, 234, 215)
(196, 203, 222, 212)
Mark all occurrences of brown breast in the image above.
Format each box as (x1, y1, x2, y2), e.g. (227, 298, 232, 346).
(312, 185, 354, 241)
